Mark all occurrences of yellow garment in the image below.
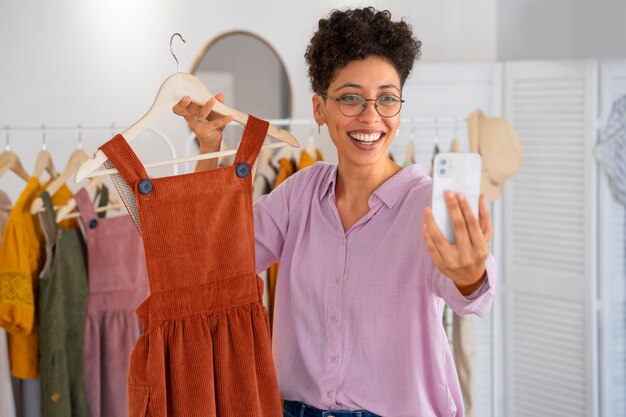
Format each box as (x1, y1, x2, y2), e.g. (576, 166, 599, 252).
(267, 158, 296, 334)
(297, 149, 324, 171)
(0, 179, 76, 379)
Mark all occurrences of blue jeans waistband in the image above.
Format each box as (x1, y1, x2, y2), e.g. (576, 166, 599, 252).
(283, 400, 382, 417)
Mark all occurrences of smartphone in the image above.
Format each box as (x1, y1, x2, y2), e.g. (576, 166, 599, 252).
(431, 153, 482, 244)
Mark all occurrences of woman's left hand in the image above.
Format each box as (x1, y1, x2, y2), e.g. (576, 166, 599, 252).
(422, 192, 494, 295)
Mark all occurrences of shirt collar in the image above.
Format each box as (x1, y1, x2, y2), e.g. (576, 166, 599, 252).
(319, 163, 429, 208)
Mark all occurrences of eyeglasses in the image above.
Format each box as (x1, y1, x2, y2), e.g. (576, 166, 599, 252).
(319, 93, 404, 118)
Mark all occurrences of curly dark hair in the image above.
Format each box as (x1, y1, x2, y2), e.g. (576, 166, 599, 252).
(305, 7, 422, 95)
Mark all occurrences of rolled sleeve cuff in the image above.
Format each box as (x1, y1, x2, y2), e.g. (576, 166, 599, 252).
(439, 253, 498, 318)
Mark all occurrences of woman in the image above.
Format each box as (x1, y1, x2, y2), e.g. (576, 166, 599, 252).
(174, 7, 496, 417)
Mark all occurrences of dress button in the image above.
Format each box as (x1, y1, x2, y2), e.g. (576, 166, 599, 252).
(89, 219, 98, 229)
(138, 179, 153, 195)
(50, 392, 60, 402)
(235, 162, 250, 178)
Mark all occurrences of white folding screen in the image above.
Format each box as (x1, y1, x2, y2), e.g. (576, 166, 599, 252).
(395, 63, 503, 417)
(598, 59, 626, 417)
(503, 60, 599, 417)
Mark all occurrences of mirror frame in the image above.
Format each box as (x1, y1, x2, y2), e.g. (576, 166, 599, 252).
(190, 30, 294, 120)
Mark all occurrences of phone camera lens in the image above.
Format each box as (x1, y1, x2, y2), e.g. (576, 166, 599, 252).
(440, 168, 446, 175)
(441, 159, 447, 165)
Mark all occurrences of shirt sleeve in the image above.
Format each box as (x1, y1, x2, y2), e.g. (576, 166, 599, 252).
(253, 176, 293, 274)
(432, 252, 498, 318)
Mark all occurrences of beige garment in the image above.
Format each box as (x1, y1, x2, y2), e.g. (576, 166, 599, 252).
(453, 313, 475, 417)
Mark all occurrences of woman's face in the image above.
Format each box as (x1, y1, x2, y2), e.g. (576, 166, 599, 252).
(313, 56, 402, 169)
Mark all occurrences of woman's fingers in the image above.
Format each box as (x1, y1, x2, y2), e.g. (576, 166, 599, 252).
(422, 221, 446, 271)
(173, 96, 200, 118)
(446, 192, 472, 252)
(478, 195, 494, 242)
(196, 97, 217, 121)
(457, 193, 485, 248)
(423, 206, 454, 261)
(210, 115, 234, 131)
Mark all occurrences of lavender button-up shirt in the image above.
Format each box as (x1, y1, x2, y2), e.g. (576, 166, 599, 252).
(254, 162, 497, 417)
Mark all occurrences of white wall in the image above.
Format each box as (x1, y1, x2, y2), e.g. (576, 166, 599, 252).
(497, 0, 626, 60)
(0, 0, 497, 201)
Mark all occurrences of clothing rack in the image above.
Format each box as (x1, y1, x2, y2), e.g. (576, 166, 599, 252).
(1, 124, 180, 175)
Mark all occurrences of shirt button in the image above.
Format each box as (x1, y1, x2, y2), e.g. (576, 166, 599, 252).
(371, 195, 379, 203)
(327, 390, 334, 399)
(331, 316, 339, 323)
(89, 219, 98, 229)
(235, 162, 250, 178)
(138, 179, 153, 195)
(332, 355, 339, 363)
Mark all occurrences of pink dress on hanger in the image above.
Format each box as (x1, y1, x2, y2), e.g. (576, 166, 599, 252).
(75, 188, 148, 417)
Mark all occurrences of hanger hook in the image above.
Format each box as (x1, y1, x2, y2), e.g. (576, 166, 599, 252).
(41, 124, 47, 150)
(170, 33, 186, 73)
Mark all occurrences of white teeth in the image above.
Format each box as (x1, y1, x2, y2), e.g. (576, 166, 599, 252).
(349, 132, 383, 143)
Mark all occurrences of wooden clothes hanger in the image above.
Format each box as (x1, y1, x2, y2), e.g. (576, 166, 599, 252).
(32, 130, 59, 180)
(76, 33, 299, 182)
(30, 145, 90, 214)
(55, 176, 124, 223)
(0, 150, 30, 182)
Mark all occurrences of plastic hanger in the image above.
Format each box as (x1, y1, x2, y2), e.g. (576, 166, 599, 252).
(76, 33, 299, 182)
(32, 128, 59, 180)
(0, 132, 30, 181)
(30, 131, 90, 214)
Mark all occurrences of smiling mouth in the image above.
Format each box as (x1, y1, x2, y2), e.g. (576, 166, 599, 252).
(348, 132, 385, 144)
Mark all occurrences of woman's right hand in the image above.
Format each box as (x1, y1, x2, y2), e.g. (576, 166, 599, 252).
(172, 93, 234, 152)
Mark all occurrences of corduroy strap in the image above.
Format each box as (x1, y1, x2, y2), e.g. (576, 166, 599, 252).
(233, 115, 270, 167)
(99, 135, 149, 234)
(100, 135, 149, 186)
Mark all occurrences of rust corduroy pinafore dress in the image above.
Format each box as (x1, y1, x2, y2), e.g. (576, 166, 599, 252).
(98, 116, 282, 417)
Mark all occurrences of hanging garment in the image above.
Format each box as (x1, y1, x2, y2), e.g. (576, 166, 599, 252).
(252, 159, 277, 205)
(37, 191, 89, 417)
(0, 178, 43, 379)
(453, 312, 475, 417)
(98, 115, 281, 417)
(0, 179, 76, 380)
(0, 189, 16, 417)
(74, 187, 148, 417)
(266, 156, 296, 333)
(297, 149, 323, 171)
